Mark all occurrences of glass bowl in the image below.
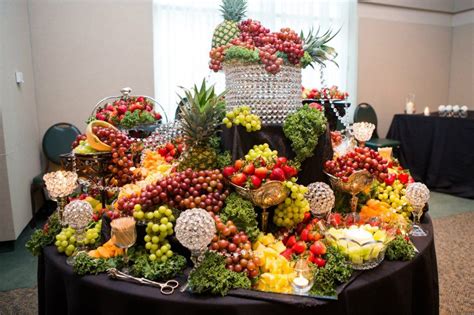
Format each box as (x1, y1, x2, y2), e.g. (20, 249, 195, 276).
(325, 225, 389, 270)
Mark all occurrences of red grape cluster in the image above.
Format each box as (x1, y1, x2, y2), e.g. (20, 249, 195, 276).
(116, 169, 229, 216)
(210, 216, 260, 278)
(209, 19, 304, 74)
(330, 131, 343, 148)
(71, 134, 87, 149)
(93, 126, 138, 186)
(324, 147, 389, 182)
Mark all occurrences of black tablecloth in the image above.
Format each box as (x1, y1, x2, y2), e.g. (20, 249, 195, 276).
(387, 113, 474, 198)
(221, 124, 333, 186)
(37, 215, 438, 315)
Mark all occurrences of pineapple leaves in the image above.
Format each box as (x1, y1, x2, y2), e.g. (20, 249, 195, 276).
(300, 26, 340, 69)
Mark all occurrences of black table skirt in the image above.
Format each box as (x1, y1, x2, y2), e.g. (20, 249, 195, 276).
(387, 113, 474, 198)
(37, 215, 439, 315)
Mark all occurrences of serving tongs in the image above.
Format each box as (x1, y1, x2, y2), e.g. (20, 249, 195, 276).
(107, 268, 179, 295)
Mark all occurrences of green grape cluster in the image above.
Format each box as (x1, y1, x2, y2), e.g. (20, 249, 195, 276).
(274, 180, 310, 228)
(54, 220, 102, 256)
(375, 180, 413, 219)
(244, 143, 278, 163)
(141, 205, 175, 262)
(223, 106, 262, 132)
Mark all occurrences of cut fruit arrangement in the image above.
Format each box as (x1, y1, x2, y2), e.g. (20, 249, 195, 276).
(26, 0, 429, 302)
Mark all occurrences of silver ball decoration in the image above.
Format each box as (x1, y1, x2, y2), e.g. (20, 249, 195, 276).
(175, 208, 216, 251)
(63, 200, 93, 230)
(405, 182, 430, 206)
(305, 182, 335, 216)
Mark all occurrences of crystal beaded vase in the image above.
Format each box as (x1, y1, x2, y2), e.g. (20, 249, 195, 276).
(223, 62, 302, 125)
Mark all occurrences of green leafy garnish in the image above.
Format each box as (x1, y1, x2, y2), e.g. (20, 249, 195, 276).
(119, 110, 156, 129)
(386, 236, 416, 261)
(72, 252, 124, 276)
(130, 254, 187, 281)
(224, 46, 260, 63)
(310, 246, 352, 297)
(283, 104, 327, 164)
(188, 251, 251, 296)
(217, 150, 232, 169)
(26, 212, 62, 256)
(220, 193, 260, 242)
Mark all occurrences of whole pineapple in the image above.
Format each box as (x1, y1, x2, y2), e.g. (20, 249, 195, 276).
(212, 0, 247, 48)
(178, 80, 226, 171)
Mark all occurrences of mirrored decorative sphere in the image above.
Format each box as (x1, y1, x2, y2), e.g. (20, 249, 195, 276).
(63, 200, 93, 230)
(405, 183, 430, 206)
(175, 208, 216, 251)
(305, 182, 335, 216)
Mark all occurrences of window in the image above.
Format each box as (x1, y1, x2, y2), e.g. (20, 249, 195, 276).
(153, 0, 357, 120)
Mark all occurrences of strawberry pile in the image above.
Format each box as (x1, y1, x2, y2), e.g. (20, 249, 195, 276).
(157, 140, 184, 163)
(280, 215, 328, 267)
(93, 96, 162, 129)
(302, 86, 348, 100)
(223, 156, 298, 189)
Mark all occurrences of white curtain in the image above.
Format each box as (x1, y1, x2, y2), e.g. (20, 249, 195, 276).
(153, 0, 358, 120)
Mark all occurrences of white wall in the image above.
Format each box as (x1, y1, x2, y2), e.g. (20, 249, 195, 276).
(0, 0, 42, 240)
(28, 0, 155, 136)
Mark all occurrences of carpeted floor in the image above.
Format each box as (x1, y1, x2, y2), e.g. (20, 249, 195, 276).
(433, 212, 474, 314)
(0, 212, 473, 314)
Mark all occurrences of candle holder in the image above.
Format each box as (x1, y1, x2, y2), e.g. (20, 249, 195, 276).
(174, 208, 216, 265)
(305, 182, 335, 218)
(291, 258, 313, 295)
(351, 122, 375, 147)
(405, 183, 430, 237)
(43, 171, 78, 225)
(63, 200, 93, 265)
(111, 217, 137, 273)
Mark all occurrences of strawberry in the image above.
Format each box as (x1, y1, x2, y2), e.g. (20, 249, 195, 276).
(300, 229, 309, 242)
(105, 104, 114, 111)
(145, 105, 152, 112)
(398, 173, 409, 184)
(177, 143, 184, 153)
(117, 104, 127, 114)
(96, 113, 106, 121)
(292, 241, 307, 254)
(313, 257, 326, 268)
(165, 156, 174, 163)
(328, 213, 342, 227)
(250, 175, 262, 188)
(308, 231, 322, 242)
(158, 147, 168, 156)
(169, 149, 176, 157)
(254, 167, 268, 179)
(275, 157, 288, 167)
(243, 163, 255, 175)
(286, 235, 297, 248)
(136, 96, 145, 103)
(269, 168, 285, 181)
(166, 143, 175, 151)
(280, 248, 294, 260)
(282, 164, 298, 179)
(310, 241, 326, 256)
(234, 159, 244, 171)
(222, 166, 236, 178)
(155, 112, 162, 120)
(231, 173, 247, 187)
(303, 212, 312, 223)
(384, 173, 396, 186)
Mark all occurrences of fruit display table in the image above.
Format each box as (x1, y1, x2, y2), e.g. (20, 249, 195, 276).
(37, 214, 438, 315)
(387, 112, 474, 198)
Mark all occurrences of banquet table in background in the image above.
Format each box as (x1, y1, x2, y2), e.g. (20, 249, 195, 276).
(37, 215, 438, 315)
(387, 112, 474, 198)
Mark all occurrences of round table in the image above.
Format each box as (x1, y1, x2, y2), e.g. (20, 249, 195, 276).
(38, 215, 439, 315)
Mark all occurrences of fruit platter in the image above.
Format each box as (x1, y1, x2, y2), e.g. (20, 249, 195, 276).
(28, 0, 431, 309)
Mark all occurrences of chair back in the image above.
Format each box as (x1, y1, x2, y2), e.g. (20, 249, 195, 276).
(354, 103, 379, 138)
(42, 123, 81, 165)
